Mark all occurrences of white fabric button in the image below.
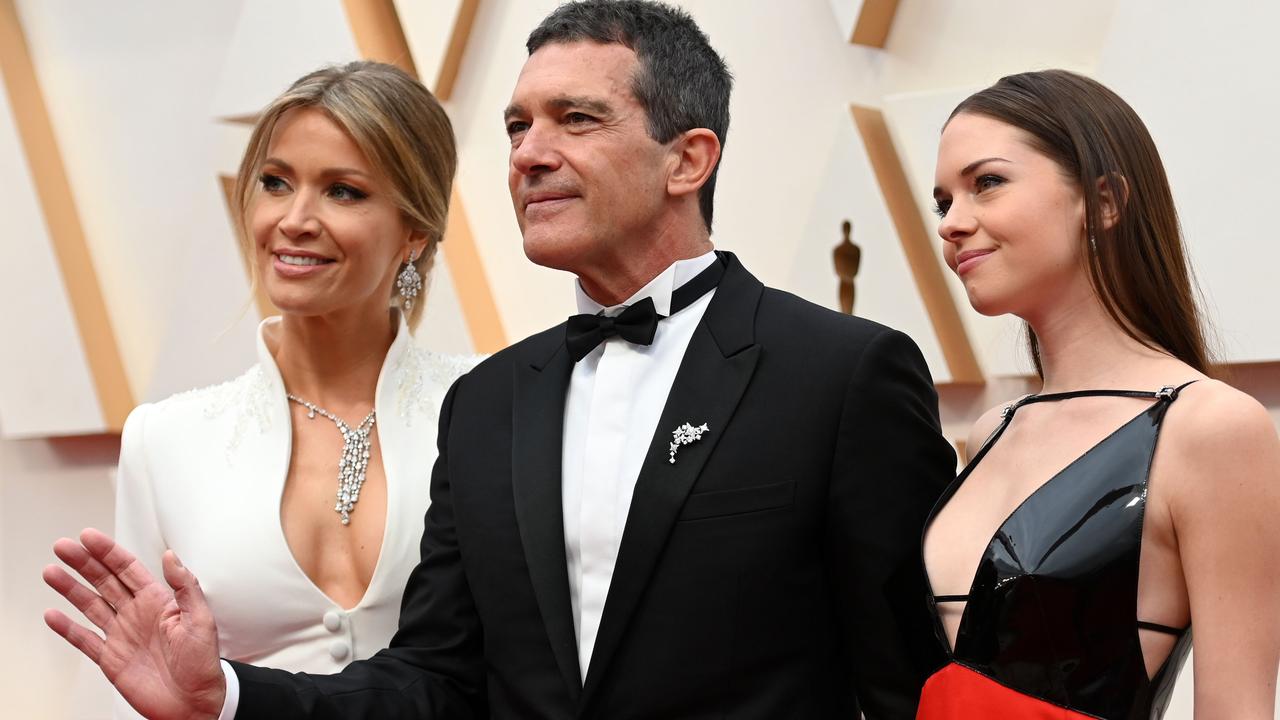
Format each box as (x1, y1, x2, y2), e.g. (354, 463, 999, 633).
(329, 640, 350, 661)
(322, 610, 342, 633)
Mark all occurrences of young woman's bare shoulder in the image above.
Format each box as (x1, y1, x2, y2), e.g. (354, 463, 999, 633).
(1159, 378, 1280, 511)
(1164, 379, 1276, 449)
(965, 403, 1012, 462)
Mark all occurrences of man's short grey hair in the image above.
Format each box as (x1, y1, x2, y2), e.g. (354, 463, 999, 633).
(527, 0, 733, 231)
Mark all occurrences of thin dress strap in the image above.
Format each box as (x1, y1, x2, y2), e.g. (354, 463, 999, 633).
(932, 380, 1199, 607)
(1000, 380, 1197, 419)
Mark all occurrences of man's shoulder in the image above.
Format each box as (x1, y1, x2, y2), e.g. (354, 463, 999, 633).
(462, 322, 567, 380)
(756, 285, 897, 346)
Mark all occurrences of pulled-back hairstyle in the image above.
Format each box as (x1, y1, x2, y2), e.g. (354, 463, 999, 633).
(232, 61, 457, 329)
(527, 0, 732, 231)
(949, 69, 1211, 376)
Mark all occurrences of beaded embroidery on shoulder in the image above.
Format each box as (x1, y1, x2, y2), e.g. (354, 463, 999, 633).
(165, 364, 275, 457)
(394, 344, 483, 425)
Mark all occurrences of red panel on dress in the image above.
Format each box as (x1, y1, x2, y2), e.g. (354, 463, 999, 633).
(917, 663, 1096, 719)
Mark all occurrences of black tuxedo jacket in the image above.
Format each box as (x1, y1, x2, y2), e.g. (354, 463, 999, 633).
(232, 252, 954, 719)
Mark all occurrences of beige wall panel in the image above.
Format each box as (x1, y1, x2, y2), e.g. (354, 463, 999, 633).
(1097, 0, 1280, 363)
(14, 0, 259, 402)
(827, 0, 901, 48)
(0, 80, 104, 438)
(416, 243, 476, 355)
(211, 0, 361, 120)
(881, 0, 1113, 95)
(394, 0, 471, 97)
(0, 435, 117, 718)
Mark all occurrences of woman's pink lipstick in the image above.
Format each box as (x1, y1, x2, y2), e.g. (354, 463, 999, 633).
(955, 249, 994, 277)
(272, 250, 335, 278)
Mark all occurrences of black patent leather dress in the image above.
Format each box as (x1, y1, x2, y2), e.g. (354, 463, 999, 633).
(917, 384, 1194, 720)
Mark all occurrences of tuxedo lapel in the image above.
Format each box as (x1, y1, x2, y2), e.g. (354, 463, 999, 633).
(580, 253, 763, 706)
(511, 335, 583, 701)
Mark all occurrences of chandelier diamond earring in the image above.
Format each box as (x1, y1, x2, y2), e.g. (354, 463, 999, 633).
(397, 249, 423, 313)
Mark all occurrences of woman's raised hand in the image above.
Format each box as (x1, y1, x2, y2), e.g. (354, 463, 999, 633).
(43, 529, 226, 720)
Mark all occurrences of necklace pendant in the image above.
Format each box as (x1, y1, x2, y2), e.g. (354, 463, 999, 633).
(286, 392, 376, 528)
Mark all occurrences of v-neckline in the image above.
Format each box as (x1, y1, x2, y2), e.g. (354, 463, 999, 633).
(277, 402, 393, 612)
(922, 391, 1169, 655)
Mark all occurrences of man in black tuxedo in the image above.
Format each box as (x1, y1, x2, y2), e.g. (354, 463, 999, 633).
(45, 1, 954, 718)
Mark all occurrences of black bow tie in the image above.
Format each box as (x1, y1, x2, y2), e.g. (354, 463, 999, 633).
(565, 255, 725, 362)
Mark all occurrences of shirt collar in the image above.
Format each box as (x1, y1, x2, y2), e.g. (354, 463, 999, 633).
(573, 250, 718, 317)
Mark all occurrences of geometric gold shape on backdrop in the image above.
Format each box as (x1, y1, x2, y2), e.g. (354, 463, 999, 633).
(440, 188, 506, 353)
(851, 0, 900, 47)
(0, 0, 134, 432)
(850, 104, 983, 384)
(342, 0, 421, 76)
(432, 0, 479, 101)
(828, 0, 902, 48)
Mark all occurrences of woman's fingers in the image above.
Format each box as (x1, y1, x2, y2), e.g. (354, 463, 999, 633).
(53, 537, 135, 609)
(43, 564, 116, 631)
(43, 608, 104, 665)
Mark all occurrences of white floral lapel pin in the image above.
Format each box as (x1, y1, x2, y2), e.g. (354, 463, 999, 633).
(668, 422, 710, 464)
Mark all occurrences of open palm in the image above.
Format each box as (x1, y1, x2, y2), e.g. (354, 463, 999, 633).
(44, 529, 225, 720)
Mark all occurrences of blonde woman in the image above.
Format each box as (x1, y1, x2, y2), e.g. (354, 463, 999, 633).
(97, 61, 478, 715)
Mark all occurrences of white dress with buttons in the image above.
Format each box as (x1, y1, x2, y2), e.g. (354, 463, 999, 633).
(110, 314, 479, 718)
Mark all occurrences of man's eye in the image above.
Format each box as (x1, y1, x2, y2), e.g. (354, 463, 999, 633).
(566, 112, 594, 124)
(328, 184, 368, 201)
(506, 121, 529, 136)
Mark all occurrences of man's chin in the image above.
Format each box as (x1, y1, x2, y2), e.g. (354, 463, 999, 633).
(522, 233, 588, 272)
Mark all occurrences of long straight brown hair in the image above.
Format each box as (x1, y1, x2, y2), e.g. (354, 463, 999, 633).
(949, 70, 1212, 376)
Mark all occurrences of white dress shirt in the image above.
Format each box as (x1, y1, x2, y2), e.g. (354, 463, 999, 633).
(561, 250, 718, 680)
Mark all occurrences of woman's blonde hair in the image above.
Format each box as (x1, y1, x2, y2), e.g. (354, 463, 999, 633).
(232, 61, 457, 330)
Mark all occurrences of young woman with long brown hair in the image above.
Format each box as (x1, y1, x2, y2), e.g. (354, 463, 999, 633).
(921, 69, 1280, 719)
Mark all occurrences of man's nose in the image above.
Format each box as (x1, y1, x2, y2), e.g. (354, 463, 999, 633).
(511, 123, 561, 176)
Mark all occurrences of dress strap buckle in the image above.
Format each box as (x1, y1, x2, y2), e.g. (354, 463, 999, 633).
(1155, 385, 1178, 401)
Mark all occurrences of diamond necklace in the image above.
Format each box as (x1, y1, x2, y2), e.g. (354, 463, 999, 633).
(286, 394, 376, 526)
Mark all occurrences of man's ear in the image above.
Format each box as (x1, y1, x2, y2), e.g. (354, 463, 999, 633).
(667, 128, 721, 199)
(1097, 172, 1129, 231)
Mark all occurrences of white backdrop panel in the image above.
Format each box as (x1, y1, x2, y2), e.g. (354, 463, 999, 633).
(211, 0, 361, 120)
(0, 80, 104, 437)
(395, 0, 465, 93)
(1098, 0, 1280, 362)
